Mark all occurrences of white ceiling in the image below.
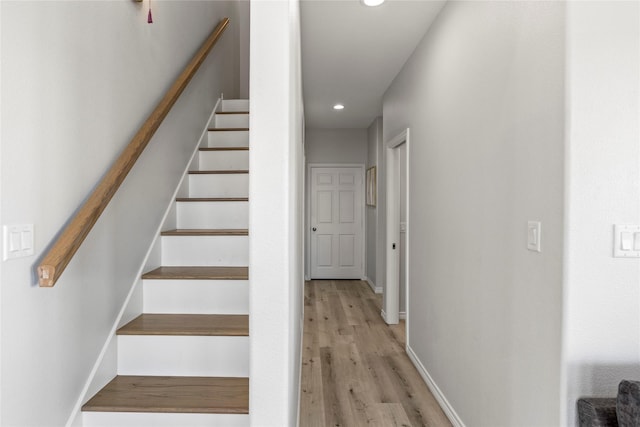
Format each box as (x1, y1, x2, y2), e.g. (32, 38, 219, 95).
(300, 0, 446, 129)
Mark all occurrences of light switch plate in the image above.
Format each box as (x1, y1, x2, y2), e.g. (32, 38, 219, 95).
(527, 221, 542, 252)
(3, 224, 34, 261)
(613, 224, 640, 258)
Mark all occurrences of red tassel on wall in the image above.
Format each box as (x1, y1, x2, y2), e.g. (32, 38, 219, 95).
(147, 0, 153, 24)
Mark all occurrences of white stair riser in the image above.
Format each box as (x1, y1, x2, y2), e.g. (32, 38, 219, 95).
(215, 114, 249, 129)
(117, 336, 249, 377)
(176, 202, 248, 229)
(161, 236, 248, 266)
(221, 99, 249, 112)
(143, 280, 249, 314)
(199, 151, 249, 170)
(189, 174, 248, 198)
(208, 131, 249, 148)
(83, 412, 249, 427)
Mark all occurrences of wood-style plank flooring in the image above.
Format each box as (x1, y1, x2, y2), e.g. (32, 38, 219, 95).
(300, 280, 451, 427)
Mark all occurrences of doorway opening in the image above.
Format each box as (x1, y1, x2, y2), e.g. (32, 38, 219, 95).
(383, 129, 409, 329)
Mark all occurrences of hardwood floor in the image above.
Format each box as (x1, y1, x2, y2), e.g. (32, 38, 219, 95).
(300, 280, 451, 427)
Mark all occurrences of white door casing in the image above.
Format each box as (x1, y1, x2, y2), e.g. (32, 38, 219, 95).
(384, 129, 410, 327)
(309, 165, 364, 279)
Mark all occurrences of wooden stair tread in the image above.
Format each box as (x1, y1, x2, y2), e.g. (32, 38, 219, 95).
(189, 170, 249, 174)
(161, 229, 248, 236)
(82, 375, 249, 414)
(142, 266, 248, 280)
(216, 111, 249, 115)
(117, 314, 249, 336)
(200, 147, 249, 151)
(208, 128, 249, 132)
(176, 197, 248, 202)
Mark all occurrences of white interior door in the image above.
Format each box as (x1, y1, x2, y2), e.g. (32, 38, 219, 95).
(310, 166, 364, 279)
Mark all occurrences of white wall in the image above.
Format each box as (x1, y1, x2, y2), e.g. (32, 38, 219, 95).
(383, 2, 565, 425)
(305, 128, 367, 164)
(0, 2, 3, 420)
(563, 2, 640, 425)
(288, 1, 305, 424)
(237, 0, 251, 99)
(0, 2, 244, 425)
(366, 118, 382, 288)
(249, 0, 304, 425)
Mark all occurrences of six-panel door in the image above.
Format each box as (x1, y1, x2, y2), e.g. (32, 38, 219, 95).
(310, 167, 363, 279)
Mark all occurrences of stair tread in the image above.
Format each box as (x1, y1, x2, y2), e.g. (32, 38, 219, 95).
(82, 375, 249, 414)
(143, 266, 248, 280)
(208, 128, 249, 132)
(176, 197, 249, 202)
(189, 170, 249, 174)
(117, 314, 249, 336)
(216, 111, 249, 115)
(161, 229, 248, 236)
(200, 147, 249, 151)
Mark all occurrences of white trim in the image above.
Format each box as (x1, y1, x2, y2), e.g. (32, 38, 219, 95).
(295, 306, 304, 427)
(404, 136, 411, 345)
(64, 99, 222, 427)
(364, 276, 383, 294)
(384, 129, 410, 326)
(381, 309, 405, 321)
(306, 163, 366, 280)
(406, 345, 466, 427)
(386, 129, 409, 150)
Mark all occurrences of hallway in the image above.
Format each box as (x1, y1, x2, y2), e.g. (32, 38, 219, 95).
(300, 280, 451, 427)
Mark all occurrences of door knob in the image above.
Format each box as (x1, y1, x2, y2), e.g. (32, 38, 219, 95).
(312, 227, 317, 232)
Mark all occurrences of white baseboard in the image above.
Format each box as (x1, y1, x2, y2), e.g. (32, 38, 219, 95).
(364, 276, 383, 294)
(406, 345, 466, 427)
(381, 309, 406, 323)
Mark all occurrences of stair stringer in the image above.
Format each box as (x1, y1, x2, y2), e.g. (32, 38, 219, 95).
(64, 99, 222, 427)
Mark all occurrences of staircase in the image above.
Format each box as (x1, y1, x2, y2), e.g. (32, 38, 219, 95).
(82, 99, 251, 427)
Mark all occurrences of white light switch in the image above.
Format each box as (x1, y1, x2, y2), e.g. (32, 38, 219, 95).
(527, 221, 542, 252)
(21, 230, 33, 250)
(621, 232, 633, 250)
(9, 231, 21, 252)
(3, 224, 34, 261)
(613, 224, 640, 258)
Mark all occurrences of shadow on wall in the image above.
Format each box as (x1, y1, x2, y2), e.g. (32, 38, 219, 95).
(571, 362, 640, 402)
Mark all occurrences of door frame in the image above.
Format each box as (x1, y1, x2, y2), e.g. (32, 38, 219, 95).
(384, 129, 410, 329)
(306, 163, 366, 280)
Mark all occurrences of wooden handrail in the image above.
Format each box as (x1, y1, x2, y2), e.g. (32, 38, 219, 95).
(38, 18, 230, 287)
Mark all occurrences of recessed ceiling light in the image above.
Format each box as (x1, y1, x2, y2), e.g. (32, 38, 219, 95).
(333, 104, 345, 110)
(362, 0, 384, 7)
